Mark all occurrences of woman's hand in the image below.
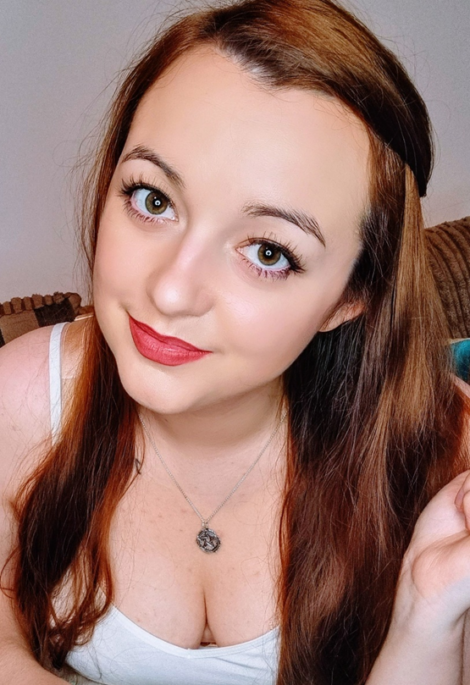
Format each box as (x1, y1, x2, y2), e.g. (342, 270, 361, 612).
(394, 469, 470, 635)
(366, 470, 470, 684)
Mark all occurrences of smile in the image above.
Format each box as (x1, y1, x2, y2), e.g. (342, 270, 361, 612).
(128, 315, 212, 366)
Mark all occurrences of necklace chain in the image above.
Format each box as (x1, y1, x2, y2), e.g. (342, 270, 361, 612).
(138, 408, 288, 528)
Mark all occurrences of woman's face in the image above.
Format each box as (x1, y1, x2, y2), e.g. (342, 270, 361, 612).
(93, 47, 370, 416)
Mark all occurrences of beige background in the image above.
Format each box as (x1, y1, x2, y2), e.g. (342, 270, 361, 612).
(0, 0, 469, 303)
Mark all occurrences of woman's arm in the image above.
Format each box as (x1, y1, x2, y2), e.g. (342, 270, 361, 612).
(0, 593, 67, 684)
(366, 632, 463, 684)
(0, 328, 67, 684)
(366, 576, 465, 684)
(366, 381, 470, 685)
(367, 467, 470, 685)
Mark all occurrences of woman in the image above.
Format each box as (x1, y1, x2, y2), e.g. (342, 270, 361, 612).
(1, 0, 470, 683)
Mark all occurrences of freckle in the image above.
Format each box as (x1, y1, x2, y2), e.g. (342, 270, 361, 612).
(242, 557, 262, 577)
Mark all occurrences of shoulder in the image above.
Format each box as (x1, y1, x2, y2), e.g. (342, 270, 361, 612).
(0, 325, 56, 496)
(0, 316, 89, 463)
(0, 324, 52, 432)
(0, 317, 89, 576)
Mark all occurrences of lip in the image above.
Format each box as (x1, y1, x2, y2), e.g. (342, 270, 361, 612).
(128, 315, 212, 366)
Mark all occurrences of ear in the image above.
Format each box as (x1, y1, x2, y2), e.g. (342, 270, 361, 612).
(319, 300, 364, 332)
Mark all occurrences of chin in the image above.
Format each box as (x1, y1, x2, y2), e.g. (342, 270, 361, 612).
(112, 352, 214, 416)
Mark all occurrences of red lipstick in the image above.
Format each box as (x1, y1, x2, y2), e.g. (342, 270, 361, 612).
(128, 315, 212, 366)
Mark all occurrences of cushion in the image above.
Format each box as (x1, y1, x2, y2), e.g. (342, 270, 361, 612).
(425, 216, 470, 340)
(450, 339, 470, 383)
(0, 292, 84, 346)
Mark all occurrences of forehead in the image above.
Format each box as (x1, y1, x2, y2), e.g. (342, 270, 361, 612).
(124, 47, 371, 243)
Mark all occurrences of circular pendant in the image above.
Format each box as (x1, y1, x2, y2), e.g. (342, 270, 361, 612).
(196, 527, 221, 553)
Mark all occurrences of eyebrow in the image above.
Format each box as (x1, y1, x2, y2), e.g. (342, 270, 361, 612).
(242, 203, 326, 247)
(121, 144, 326, 246)
(121, 145, 186, 190)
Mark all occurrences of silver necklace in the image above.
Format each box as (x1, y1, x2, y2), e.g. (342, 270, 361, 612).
(137, 408, 288, 554)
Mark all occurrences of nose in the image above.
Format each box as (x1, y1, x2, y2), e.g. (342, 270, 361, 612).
(146, 229, 216, 318)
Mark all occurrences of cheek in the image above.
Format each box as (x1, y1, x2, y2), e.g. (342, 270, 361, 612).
(93, 214, 142, 302)
(223, 253, 358, 377)
(93, 219, 120, 294)
(222, 290, 325, 377)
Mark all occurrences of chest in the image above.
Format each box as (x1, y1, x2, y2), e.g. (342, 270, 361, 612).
(107, 467, 283, 648)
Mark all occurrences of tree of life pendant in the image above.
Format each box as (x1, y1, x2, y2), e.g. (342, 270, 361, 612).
(196, 526, 221, 553)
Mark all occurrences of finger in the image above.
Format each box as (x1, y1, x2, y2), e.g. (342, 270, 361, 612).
(454, 471, 470, 512)
(461, 488, 470, 531)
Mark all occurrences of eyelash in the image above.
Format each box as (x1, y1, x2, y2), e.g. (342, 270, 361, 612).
(120, 176, 177, 224)
(119, 177, 306, 281)
(240, 234, 305, 280)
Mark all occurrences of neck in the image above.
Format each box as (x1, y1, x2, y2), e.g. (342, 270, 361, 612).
(137, 381, 287, 465)
(137, 382, 288, 515)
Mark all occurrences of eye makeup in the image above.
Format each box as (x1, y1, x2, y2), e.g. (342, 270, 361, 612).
(238, 234, 305, 281)
(118, 176, 306, 281)
(120, 176, 178, 224)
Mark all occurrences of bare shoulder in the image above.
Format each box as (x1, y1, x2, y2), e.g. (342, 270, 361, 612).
(0, 316, 90, 480)
(0, 326, 55, 495)
(0, 325, 52, 434)
(0, 318, 90, 550)
(0, 314, 89, 417)
(0, 321, 90, 681)
(0, 327, 55, 587)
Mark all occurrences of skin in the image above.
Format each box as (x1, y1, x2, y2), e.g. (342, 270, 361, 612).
(94, 45, 367, 461)
(91, 45, 369, 648)
(0, 45, 470, 684)
(367, 465, 470, 684)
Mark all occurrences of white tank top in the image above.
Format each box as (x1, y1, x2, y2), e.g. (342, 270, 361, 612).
(48, 323, 280, 685)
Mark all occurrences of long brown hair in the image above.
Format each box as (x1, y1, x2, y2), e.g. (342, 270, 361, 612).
(9, 1, 469, 683)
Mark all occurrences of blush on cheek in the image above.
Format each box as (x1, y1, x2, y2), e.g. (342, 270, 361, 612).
(245, 313, 323, 378)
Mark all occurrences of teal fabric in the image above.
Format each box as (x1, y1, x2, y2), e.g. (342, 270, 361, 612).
(450, 339, 470, 383)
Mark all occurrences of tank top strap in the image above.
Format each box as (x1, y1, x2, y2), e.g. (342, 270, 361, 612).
(49, 322, 67, 443)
